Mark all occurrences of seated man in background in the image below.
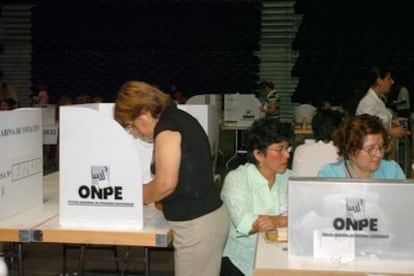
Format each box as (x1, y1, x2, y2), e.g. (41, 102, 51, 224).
(292, 109, 343, 176)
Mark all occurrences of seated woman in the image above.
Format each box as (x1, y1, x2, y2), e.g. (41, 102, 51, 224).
(292, 109, 343, 176)
(220, 118, 294, 276)
(318, 114, 405, 179)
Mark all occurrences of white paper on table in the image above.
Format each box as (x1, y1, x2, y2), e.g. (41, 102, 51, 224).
(313, 229, 355, 260)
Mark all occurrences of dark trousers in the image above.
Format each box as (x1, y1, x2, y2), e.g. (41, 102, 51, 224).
(220, 257, 244, 276)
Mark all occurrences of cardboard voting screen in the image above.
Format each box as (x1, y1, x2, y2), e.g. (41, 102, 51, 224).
(0, 109, 43, 221)
(186, 94, 223, 123)
(41, 105, 58, 145)
(73, 103, 154, 183)
(59, 105, 144, 229)
(224, 94, 262, 127)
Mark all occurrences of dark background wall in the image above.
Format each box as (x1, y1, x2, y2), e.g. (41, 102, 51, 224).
(30, 1, 261, 103)
(292, 0, 414, 111)
(2, 0, 414, 110)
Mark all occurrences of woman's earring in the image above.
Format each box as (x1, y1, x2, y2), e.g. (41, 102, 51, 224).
(258, 162, 264, 168)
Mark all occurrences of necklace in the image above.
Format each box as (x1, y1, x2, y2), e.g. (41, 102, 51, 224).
(344, 160, 359, 178)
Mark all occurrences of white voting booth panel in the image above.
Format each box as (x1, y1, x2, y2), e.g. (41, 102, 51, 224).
(59, 103, 217, 229)
(0, 109, 43, 221)
(186, 94, 223, 123)
(41, 105, 58, 145)
(177, 104, 218, 157)
(224, 94, 262, 127)
(60, 105, 144, 229)
(76, 103, 154, 183)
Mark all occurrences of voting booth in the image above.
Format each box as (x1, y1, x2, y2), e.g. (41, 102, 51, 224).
(186, 94, 223, 123)
(59, 103, 216, 229)
(41, 105, 58, 145)
(59, 104, 144, 229)
(288, 178, 414, 261)
(224, 93, 262, 127)
(178, 104, 218, 155)
(0, 109, 43, 221)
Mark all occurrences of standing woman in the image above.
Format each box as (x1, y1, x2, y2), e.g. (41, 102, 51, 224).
(356, 66, 407, 138)
(318, 114, 405, 179)
(114, 81, 228, 276)
(220, 118, 294, 276)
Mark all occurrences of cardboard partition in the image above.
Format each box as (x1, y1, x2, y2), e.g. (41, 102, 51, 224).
(178, 104, 218, 154)
(73, 103, 154, 183)
(0, 109, 43, 221)
(224, 94, 263, 127)
(186, 94, 223, 123)
(59, 104, 144, 229)
(41, 105, 58, 145)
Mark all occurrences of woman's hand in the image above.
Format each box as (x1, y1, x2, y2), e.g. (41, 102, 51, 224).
(251, 215, 288, 233)
(389, 126, 409, 138)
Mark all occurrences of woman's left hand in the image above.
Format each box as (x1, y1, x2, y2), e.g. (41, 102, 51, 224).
(254, 215, 288, 232)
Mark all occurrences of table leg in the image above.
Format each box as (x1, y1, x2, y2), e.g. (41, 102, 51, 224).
(144, 247, 150, 276)
(225, 129, 239, 169)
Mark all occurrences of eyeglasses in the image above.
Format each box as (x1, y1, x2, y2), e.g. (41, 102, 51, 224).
(126, 121, 138, 134)
(268, 146, 292, 155)
(361, 145, 385, 156)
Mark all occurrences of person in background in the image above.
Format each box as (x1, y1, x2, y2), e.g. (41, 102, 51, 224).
(318, 114, 405, 179)
(36, 82, 49, 106)
(114, 81, 228, 276)
(6, 99, 17, 110)
(0, 99, 9, 111)
(356, 66, 407, 138)
(92, 96, 104, 103)
(292, 109, 343, 176)
(75, 92, 91, 104)
(392, 80, 411, 119)
(220, 118, 294, 276)
(320, 100, 332, 110)
(171, 84, 187, 104)
(258, 81, 280, 121)
(0, 69, 18, 104)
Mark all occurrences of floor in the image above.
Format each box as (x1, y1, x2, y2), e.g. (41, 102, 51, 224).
(5, 129, 238, 276)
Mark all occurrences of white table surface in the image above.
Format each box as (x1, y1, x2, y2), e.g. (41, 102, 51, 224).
(254, 233, 414, 276)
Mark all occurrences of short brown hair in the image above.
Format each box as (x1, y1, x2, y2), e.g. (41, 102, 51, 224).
(114, 81, 173, 128)
(333, 114, 391, 160)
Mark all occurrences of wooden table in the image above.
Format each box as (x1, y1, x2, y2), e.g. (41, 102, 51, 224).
(31, 205, 171, 247)
(0, 172, 59, 276)
(254, 233, 414, 275)
(0, 172, 59, 242)
(0, 172, 172, 276)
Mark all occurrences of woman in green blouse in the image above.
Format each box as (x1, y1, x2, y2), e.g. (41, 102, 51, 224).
(220, 118, 294, 276)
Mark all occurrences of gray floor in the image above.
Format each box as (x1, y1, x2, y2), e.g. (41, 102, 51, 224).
(6, 129, 237, 276)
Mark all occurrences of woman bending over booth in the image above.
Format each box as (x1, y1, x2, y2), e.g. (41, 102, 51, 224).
(114, 81, 228, 276)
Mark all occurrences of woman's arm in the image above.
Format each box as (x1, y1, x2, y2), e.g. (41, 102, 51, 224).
(143, 130, 181, 204)
(221, 171, 258, 236)
(251, 215, 288, 233)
